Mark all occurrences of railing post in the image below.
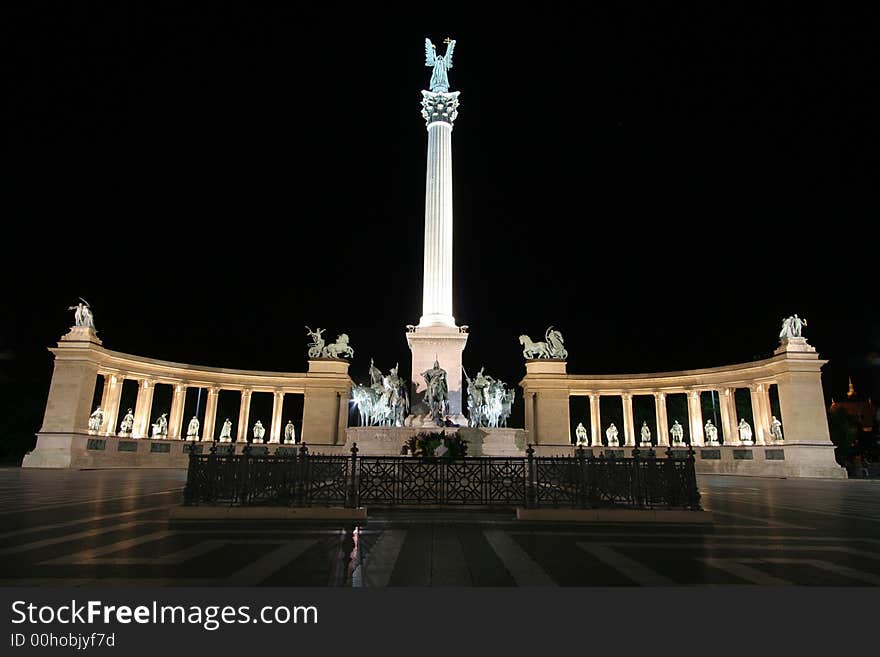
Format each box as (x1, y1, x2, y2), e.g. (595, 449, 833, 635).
(526, 444, 536, 509)
(687, 444, 701, 510)
(296, 443, 309, 507)
(575, 445, 588, 509)
(630, 444, 643, 508)
(349, 442, 359, 509)
(239, 442, 252, 506)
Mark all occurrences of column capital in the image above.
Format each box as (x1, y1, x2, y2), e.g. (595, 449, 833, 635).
(654, 391, 667, 400)
(421, 90, 460, 126)
(621, 392, 633, 401)
(687, 390, 700, 400)
(207, 386, 220, 395)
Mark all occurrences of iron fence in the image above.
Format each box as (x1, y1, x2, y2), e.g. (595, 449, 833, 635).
(182, 443, 701, 510)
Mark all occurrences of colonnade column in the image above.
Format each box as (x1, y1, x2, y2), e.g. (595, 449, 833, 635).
(718, 388, 736, 445)
(621, 393, 635, 447)
(101, 374, 123, 435)
(202, 387, 219, 442)
(654, 392, 669, 446)
(269, 391, 284, 444)
(133, 379, 154, 439)
(687, 391, 704, 446)
(237, 389, 252, 442)
(168, 383, 187, 439)
(589, 394, 601, 447)
(749, 384, 770, 445)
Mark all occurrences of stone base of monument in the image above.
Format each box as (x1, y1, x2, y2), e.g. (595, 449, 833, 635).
(344, 426, 528, 457)
(529, 443, 846, 478)
(22, 433, 193, 469)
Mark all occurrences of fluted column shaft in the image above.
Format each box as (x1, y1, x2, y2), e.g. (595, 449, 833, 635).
(237, 389, 252, 442)
(622, 394, 635, 447)
(133, 379, 154, 439)
(687, 391, 705, 446)
(203, 388, 219, 441)
(589, 394, 602, 447)
(718, 387, 737, 445)
(654, 392, 669, 446)
(270, 391, 284, 443)
(101, 374, 123, 435)
(168, 384, 186, 439)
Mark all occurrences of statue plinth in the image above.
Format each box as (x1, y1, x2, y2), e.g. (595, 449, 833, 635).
(524, 359, 567, 375)
(406, 324, 468, 418)
(307, 359, 351, 375)
(60, 325, 102, 346)
(774, 337, 816, 356)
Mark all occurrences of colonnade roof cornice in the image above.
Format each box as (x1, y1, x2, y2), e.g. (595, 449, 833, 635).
(520, 351, 827, 394)
(52, 343, 352, 392)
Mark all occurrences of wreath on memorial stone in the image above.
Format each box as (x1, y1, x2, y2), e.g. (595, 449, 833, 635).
(401, 431, 468, 459)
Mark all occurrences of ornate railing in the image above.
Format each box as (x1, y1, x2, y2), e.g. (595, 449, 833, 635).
(183, 444, 701, 510)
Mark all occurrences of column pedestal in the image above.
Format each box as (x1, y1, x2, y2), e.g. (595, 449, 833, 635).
(405, 325, 468, 425)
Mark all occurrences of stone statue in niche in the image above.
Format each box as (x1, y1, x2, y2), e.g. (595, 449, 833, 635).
(704, 419, 720, 446)
(605, 423, 619, 447)
(186, 416, 200, 441)
(640, 421, 652, 447)
(88, 406, 104, 433)
(284, 421, 296, 444)
(219, 418, 233, 442)
(119, 408, 134, 435)
(670, 420, 685, 446)
(738, 419, 754, 445)
(575, 422, 589, 446)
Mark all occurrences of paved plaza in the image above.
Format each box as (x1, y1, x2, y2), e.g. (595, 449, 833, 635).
(0, 468, 878, 586)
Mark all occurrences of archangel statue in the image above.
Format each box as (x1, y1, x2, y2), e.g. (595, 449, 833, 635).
(283, 420, 296, 444)
(640, 421, 652, 447)
(425, 37, 456, 92)
(779, 314, 806, 339)
(464, 366, 514, 428)
(670, 420, 685, 446)
(68, 298, 95, 328)
(575, 422, 589, 446)
(186, 416, 200, 440)
(252, 420, 266, 444)
(605, 423, 619, 447)
(704, 419, 720, 446)
(738, 418, 753, 445)
(119, 408, 134, 435)
(87, 406, 104, 433)
(770, 416, 783, 442)
(219, 418, 233, 442)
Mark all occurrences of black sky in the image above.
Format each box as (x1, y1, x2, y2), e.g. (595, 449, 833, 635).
(2, 2, 872, 455)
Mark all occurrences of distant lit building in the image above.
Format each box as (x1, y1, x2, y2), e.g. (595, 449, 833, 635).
(829, 378, 877, 435)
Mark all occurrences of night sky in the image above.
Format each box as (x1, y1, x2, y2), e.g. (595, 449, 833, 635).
(2, 3, 870, 457)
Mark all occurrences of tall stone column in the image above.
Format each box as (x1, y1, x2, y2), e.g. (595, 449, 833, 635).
(621, 393, 635, 447)
(269, 391, 284, 443)
(589, 394, 602, 447)
(406, 88, 467, 423)
(654, 392, 669, 446)
(718, 387, 737, 445)
(133, 379, 154, 439)
(202, 387, 219, 442)
(237, 389, 252, 442)
(101, 374, 124, 435)
(749, 384, 769, 445)
(687, 391, 704, 446)
(168, 383, 187, 439)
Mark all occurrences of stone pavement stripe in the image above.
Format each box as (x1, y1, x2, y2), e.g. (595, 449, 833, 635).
(0, 488, 184, 516)
(51, 539, 229, 565)
(0, 521, 163, 556)
(483, 530, 556, 586)
(38, 529, 175, 564)
(431, 527, 472, 586)
(577, 543, 676, 586)
(0, 504, 175, 539)
(700, 558, 793, 585)
(758, 559, 880, 585)
(591, 541, 880, 561)
(716, 493, 880, 524)
(705, 509, 813, 529)
(349, 529, 407, 587)
(225, 540, 315, 586)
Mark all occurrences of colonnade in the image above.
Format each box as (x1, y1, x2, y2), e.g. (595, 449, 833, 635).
(520, 337, 834, 450)
(35, 325, 352, 448)
(95, 377, 296, 443)
(572, 384, 774, 447)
